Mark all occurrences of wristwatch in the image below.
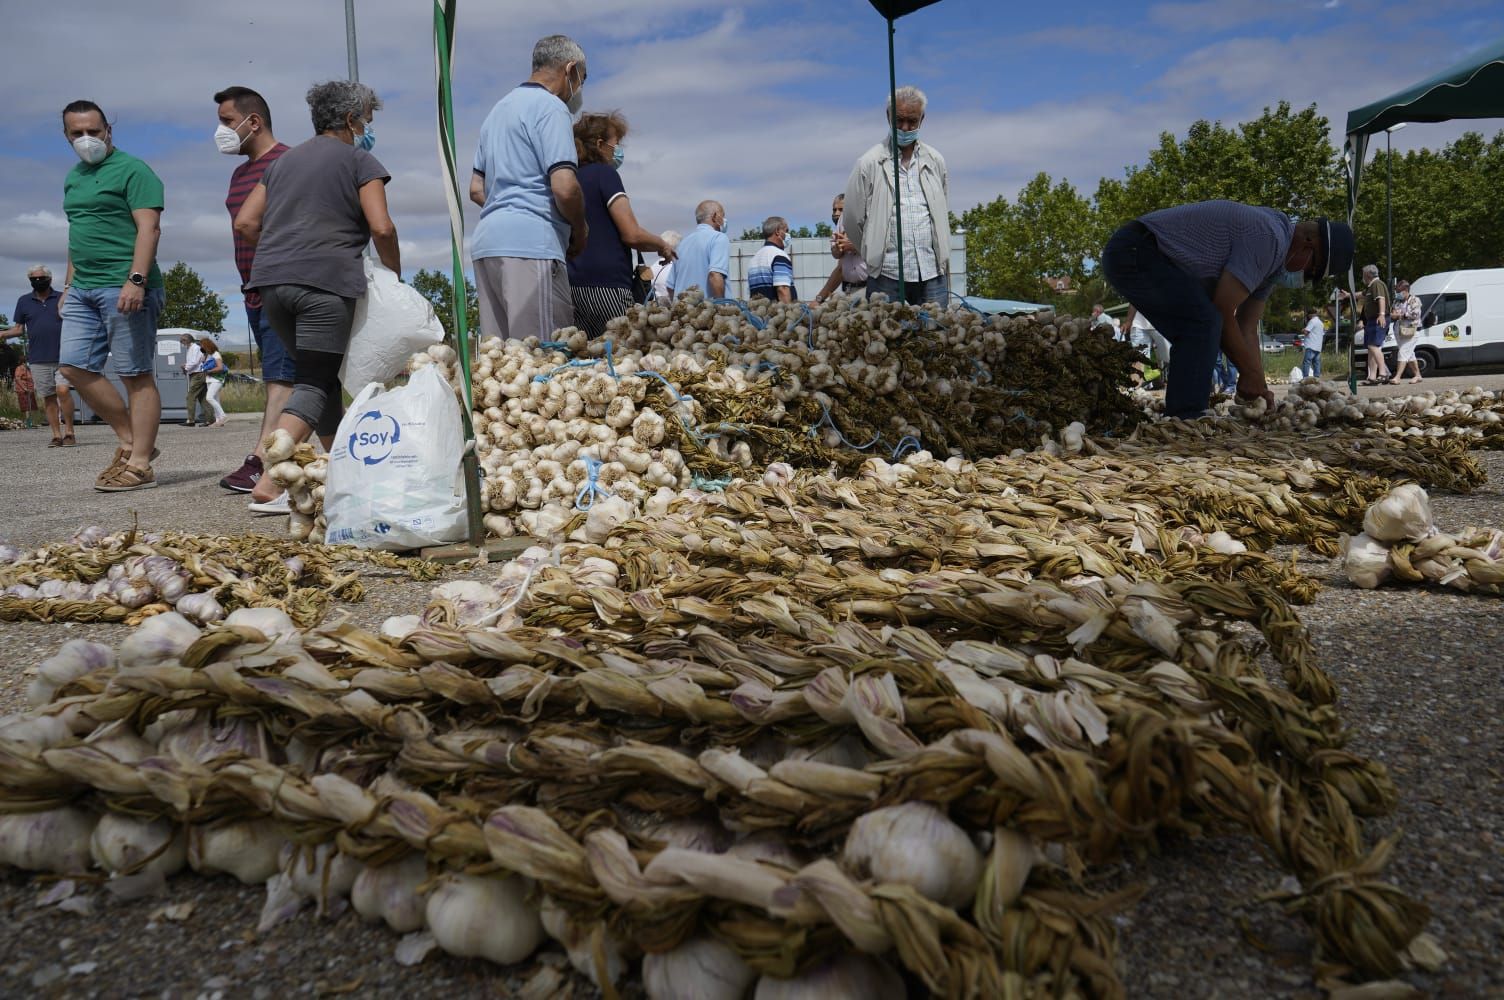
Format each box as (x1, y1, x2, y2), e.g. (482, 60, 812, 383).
(128, 272, 146, 287)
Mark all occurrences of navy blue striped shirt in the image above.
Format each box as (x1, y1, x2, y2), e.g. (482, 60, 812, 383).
(1140, 200, 1293, 301)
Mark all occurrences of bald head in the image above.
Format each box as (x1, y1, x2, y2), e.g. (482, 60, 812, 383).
(694, 200, 724, 225)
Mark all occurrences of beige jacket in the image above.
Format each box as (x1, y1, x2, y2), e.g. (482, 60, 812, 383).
(841, 139, 950, 280)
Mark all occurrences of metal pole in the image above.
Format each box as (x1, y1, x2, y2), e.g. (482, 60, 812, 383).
(1385, 130, 1392, 291)
(345, 0, 360, 81)
(887, 18, 904, 305)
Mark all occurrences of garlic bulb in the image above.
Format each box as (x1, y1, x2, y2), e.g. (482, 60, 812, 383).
(424, 872, 543, 965)
(1362, 484, 1435, 543)
(1340, 533, 1394, 590)
(0, 806, 96, 873)
(643, 934, 756, 1000)
(281, 842, 360, 915)
(351, 852, 429, 932)
(175, 592, 226, 625)
(1204, 530, 1247, 555)
(27, 639, 114, 707)
(263, 428, 296, 463)
(539, 896, 626, 989)
(117, 612, 200, 672)
(753, 953, 905, 1000)
(841, 801, 983, 907)
(224, 607, 299, 643)
(90, 812, 186, 897)
(188, 818, 287, 884)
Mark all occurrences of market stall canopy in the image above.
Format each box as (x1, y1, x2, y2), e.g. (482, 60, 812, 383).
(962, 297, 1052, 316)
(1345, 37, 1504, 212)
(866, 0, 943, 17)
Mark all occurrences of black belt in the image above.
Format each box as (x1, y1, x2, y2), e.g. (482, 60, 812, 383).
(841, 280, 865, 292)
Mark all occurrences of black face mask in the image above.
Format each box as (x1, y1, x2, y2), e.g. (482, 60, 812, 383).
(29, 276, 50, 291)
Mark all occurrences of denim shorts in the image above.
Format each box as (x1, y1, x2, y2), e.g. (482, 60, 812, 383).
(246, 304, 297, 383)
(58, 285, 164, 376)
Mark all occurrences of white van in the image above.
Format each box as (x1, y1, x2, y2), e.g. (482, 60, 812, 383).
(1354, 268, 1504, 375)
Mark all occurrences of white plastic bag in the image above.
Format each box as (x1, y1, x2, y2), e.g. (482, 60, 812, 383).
(1290, 365, 1305, 383)
(340, 258, 446, 390)
(324, 366, 467, 551)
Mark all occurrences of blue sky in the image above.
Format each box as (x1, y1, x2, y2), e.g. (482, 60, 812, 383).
(2, 0, 1501, 351)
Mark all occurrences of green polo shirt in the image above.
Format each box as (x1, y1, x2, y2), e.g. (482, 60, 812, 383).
(63, 149, 165, 290)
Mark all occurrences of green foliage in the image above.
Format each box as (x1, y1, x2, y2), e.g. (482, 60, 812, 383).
(411, 269, 480, 340)
(220, 351, 241, 371)
(738, 224, 833, 241)
(814, 222, 834, 238)
(158, 261, 227, 333)
(737, 227, 764, 241)
(961, 173, 1095, 301)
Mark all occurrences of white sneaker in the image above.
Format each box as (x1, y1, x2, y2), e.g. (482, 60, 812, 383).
(248, 492, 290, 515)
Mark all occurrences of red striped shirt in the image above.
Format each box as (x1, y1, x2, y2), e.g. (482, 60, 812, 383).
(226, 143, 289, 309)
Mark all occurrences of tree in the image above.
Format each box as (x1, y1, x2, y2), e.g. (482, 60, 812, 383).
(158, 261, 227, 332)
(961, 173, 1095, 301)
(814, 222, 833, 238)
(737, 226, 764, 241)
(411, 269, 479, 340)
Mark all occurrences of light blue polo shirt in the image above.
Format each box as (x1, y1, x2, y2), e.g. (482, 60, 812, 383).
(668, 223, 730, 296)
(471, 83, 576, 262)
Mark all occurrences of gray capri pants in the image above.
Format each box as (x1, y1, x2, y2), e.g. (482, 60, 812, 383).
(259, 284, 357, 438)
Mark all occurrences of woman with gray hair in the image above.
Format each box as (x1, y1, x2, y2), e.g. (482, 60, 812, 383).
(233, 80, 400, 508)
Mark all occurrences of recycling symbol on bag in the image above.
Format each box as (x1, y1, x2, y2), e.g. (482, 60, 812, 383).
(348, 409, 401, 466)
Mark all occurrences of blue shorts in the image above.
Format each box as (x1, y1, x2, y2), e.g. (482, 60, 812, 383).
(58, 286, 164, 376)
(1364, 319, 1388, 348)
(246, 303, 297, 383)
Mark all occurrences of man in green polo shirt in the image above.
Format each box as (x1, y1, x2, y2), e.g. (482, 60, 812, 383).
(57, 99, 167, 492)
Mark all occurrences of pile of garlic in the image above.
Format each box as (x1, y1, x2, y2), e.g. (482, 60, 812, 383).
(1191, 379, 1504, 440)
(1342, 482, 1504, 593)
(262, 430, 328, 542)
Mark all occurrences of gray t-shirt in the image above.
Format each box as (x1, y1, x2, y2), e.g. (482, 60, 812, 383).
(248, 135, 390, 299)
(1140, 200, 1293, 301)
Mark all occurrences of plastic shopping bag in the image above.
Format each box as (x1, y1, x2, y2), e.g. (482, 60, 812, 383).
(340, 258, 446, 390)
(324, 365, 467, 551)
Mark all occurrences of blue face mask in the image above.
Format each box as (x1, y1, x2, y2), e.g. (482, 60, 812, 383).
(356, 122, 376, 152)
(1274, 269, 1305, 289)
(895, 127, 920, 147)
(611, 146, 625, 169)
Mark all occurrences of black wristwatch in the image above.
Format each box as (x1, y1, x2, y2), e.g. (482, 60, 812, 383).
(128, 272, 146, 287)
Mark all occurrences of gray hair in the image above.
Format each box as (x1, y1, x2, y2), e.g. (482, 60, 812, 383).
(27, 264, 51, 277)
(306, 80, 382, 135)
(833, 193, 845, 203)
(533, 34, 585, 71)
(660, 230, 682, 250)
(761, 216, 788, 239)
(1362, 263, 1379, 279)
(694, 200, 723, 224)
(886, 85, 928, 121)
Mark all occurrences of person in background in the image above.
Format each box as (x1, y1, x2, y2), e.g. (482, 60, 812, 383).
(2, 264, 75, 446)
(56, 100, 166, 492)
(651, 230, 680, 303)
(1123, 306, 1171, 372)
(1302, 307, 1325, 378)
(566, 111, 676, 338)
(815, 193, 867, 303)
(1390, 278, 1423, 384)
(197, 337, 228, 427)
(214, 85, 293, 492)
(470, 34, 588, 341)
(1101, 200, 1354, 419)
(667, 201, 729, 299)
(1089, 303, 1115, 333)
(842, 85, 951, 308)
(235, 80, 398, 509)
(748, 216, 796, 303)
(13, 362, 37, 429)
(1358, 264, 1390, 385)
(178, 331, 209, 426)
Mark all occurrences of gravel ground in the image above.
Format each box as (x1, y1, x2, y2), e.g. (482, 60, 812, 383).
(0, 401, 1501, 998)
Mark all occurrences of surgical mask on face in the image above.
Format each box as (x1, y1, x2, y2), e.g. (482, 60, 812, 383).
(356, 122, 376, 152)
(719, 218, 729, 234)
(895, 127, 920, 147)
(565, 71, 584, 115)
(1274, 269, 1306, 289)
(29, 276, 50, 291)
(214, 118, 251, 155)
(72, 135, 108, 165)
(611, 145, 624, 169)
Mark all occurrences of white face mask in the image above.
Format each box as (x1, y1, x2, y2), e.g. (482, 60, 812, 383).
(564, 68, 584, 115)
(214, 118, 251, 155)
(72, 135, 109, 165)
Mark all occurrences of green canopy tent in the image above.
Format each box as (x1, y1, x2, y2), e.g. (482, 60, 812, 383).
(1342, 38, 1504, 391)
(867, 0, 945, 304)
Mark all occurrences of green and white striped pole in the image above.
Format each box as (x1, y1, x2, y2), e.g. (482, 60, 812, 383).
(433, 0, 486, 549)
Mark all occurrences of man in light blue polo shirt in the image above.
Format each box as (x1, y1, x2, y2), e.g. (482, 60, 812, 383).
(666, 200, 729, 299)
(469, 34, 588, 341)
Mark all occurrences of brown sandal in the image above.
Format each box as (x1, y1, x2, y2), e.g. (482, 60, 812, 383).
(48, 437, 62, 448)
(61, 434, 76, 447)
(95, 464, 157, 492)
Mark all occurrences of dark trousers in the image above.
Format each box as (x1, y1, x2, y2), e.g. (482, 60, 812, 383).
(1101, 223, 1224, 418)
(866, 274, 949, 309)
(185, 371, 210, 424)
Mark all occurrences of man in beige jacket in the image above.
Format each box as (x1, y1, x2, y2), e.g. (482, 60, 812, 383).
(840, 85, 951, 308)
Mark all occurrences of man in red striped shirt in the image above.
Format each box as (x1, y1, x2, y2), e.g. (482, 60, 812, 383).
(213, 86, 293, 497)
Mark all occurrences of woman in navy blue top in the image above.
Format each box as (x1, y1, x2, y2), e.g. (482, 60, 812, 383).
(567, 112, 676, 339)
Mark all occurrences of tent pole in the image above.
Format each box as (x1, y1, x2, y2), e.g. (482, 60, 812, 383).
(433, 0, 486, 550)
(888, 17, 904, 305)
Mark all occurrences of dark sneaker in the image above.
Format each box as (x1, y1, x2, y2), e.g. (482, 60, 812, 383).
(220, 454, 264, 493)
